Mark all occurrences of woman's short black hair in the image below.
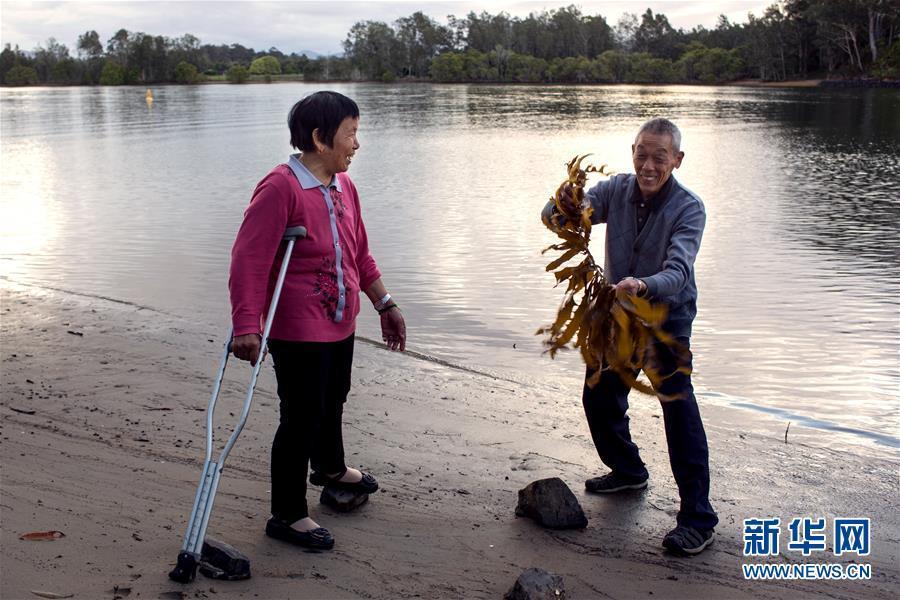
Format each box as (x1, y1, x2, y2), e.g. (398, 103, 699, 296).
(288, 91, 360, 152)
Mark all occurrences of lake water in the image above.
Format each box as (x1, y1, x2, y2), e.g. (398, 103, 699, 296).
(2, 83, 898, 455)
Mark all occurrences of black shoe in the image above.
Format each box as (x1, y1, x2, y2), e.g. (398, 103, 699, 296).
(310, 468, 379, 495)
(585, 472, 648, 493)
(265, 518, 334, 550)
(662, 525, 715, 556)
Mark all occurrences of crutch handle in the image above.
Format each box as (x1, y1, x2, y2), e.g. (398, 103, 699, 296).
(283, 226, 307, 241)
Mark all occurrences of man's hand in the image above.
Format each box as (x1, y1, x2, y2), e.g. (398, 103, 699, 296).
(557, 183, 581, 217)
(232, 333, 262, 366)
(615, 277, 646, 297)
(380, 308, 406, 352)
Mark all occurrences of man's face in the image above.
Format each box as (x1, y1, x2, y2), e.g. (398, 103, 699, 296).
(631, 132, 684, 198)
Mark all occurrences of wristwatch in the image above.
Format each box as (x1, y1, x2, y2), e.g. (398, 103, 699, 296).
(626, 277, 646, 296)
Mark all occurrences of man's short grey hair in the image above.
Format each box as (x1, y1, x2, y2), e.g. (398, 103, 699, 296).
(636, 117, 682, 152)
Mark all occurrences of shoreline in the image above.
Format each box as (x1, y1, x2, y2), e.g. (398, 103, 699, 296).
(2, 281, 898, 599)
(4, 77, 899, 90)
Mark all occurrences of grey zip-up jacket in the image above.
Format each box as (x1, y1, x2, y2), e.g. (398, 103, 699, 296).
(542, 173, 706, 337)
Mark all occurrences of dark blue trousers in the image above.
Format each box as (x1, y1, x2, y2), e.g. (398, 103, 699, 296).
(582, 337, 718, 531)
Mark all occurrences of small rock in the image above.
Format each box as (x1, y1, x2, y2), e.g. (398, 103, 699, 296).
(514, 477, 587, 529)
(505, 567, 566, 600)
(320, 487, 369, 512)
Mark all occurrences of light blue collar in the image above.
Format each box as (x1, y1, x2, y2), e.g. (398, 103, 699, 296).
(288, 153, 342, 192)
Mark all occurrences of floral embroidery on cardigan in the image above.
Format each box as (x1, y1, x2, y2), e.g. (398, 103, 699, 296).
(330, 187, 347, 220)
(312, 256, 339, 319)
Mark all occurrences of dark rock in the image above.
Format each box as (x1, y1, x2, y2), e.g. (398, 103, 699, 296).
(320, 486, 369, 512)
(505, 568, 566, 600)
(199, 537, 251, 581)
(515, 477, 587, 529)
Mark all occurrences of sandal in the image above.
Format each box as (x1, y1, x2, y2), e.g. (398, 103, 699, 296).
(662, 525, 715, 556)
(265, 518, 334, 550)
(309, 467, 379, 494)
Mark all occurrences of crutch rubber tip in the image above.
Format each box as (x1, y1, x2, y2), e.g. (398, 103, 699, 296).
(168, 551, 198, 583)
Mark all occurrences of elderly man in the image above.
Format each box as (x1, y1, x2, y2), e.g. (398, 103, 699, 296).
(541, 117, 717, 555)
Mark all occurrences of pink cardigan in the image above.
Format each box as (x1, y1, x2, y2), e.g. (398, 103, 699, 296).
(229, 160, 381, 342)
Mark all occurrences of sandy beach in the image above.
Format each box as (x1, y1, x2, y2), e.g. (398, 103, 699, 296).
(1, 280, 897, 599)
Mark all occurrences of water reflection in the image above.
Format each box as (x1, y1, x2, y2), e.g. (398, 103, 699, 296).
(1, 83, 897, 453)
(0, 138, 59, 279)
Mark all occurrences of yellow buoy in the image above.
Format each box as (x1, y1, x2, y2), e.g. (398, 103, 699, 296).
(146, 88, 154, 104)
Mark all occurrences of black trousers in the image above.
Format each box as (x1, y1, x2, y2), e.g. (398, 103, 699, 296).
(267, 334, 354, 523)
(582, 337, 719, 531)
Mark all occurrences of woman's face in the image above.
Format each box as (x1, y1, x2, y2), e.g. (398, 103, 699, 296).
(319, 116, 360, 174)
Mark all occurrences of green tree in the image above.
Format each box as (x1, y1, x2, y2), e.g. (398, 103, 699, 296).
(429, 51, 466, 81)
(872, 37, 900, 77)
(249, 55, 281, 78)
(77, 30, 104, 83)
(174, 61, 199, 83)
(51, 58, 81, 83)
(627, 52, 676, 82)
(508, 52, 548, 82)
(0, 44, 25, 83)
(597, 49, 630, 81)
(99, 60, 125, 85)
(584, 14, 615, 57)
(343, 20, 399, 79)
(226, 64, 249, 83)
(5, 64, 38, 85)
(77, 30, 103, 59)
(462, 49, 496, 80)
(32, 37, 70, 83)
(701, 48, 743, 81)
(633, 9, 682, 60)
(106, 29, 130, 63)
(548, 6, 588, 58)
(549, 55, 594, 82)
(395, 11, 452, 78)
(465, 11, 514, 53)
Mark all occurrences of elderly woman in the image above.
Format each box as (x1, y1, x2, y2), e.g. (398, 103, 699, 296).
(229, 91, 406, 550)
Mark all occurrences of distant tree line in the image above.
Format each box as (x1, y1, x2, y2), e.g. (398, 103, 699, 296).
(3, 1, 898, 87)
(345, 1, 900, 83)
(0, 28, 351, 86)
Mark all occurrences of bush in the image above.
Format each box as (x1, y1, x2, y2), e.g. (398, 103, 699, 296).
(124, 67, 141, 85)
(99, 60, 124, 85)
(508, 53, 548, 83)
(549, 56, 594, 83)
(249, 55, 281, 76)
(380, 69, 396, 83)
(872, 40, 900, 79)
(5, 65, 39, 85)
(430, 52, 465, 82)
(627, 53, 675, 83)
(597, 50, 630, 82)
(174, 61, 199, 84)
(226, 64, 249, 83)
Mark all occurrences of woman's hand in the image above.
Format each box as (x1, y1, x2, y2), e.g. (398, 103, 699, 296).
(380, 308, 406, 351)
(231, 333, 262, 365)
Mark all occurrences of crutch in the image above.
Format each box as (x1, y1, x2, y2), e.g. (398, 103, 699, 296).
(169, 225, 307, 584)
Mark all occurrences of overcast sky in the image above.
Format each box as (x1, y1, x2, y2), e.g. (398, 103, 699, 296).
(1, 0, 771, 56)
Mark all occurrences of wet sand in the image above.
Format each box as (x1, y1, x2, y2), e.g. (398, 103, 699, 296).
(1, 281, 897, 599)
